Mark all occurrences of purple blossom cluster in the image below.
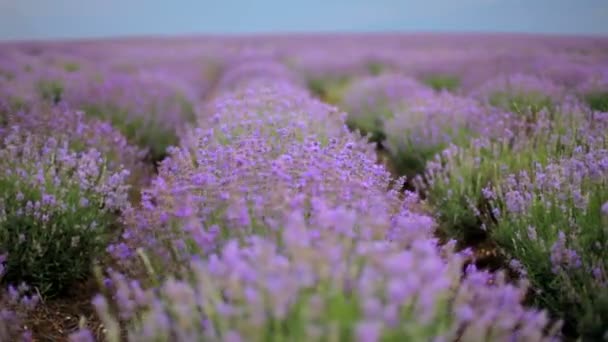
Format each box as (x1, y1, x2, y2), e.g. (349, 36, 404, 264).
(422, 98, 607, 236)
(0, 102, 150, 188)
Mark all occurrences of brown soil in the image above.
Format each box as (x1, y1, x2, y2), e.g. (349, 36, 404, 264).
(24, 278, 105, 342)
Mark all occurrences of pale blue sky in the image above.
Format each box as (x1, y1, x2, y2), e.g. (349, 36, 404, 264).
(1, 0, 607, 40)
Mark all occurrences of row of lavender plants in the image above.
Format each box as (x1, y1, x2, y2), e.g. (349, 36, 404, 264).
(331, 66, 607, 339)
(62, 60, 564, 341)
(0, 45, 217, 165)
(0, 44, 212, 340)
(421, 104, 608, 339)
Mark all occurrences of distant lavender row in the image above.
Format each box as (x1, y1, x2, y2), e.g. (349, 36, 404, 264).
(3, 34, 608, 96)
(0, 43, 214, 164)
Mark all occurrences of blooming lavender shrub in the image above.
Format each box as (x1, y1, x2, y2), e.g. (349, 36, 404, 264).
(381, 92, 502, 178)
(0, 102, 150, 200)
(340, 74, 505, 179)
(64, 72, 197, 164)
(297, 53, 374, 105)
(341, 75, 435, 144)
(420, 103, 607, 242)
(1, 102, 146, 170)
(74, 209, 559, 342)
(4, 58, 78, 107)
(0, 79, 31, 118)
(0, 127, 130, 295)
(488, 148, 608, 340)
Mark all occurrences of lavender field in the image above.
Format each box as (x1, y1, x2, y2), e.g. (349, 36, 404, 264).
(0, 33, 607, 341)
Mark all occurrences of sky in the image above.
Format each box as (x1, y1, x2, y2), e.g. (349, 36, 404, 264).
(0, 0, 607, 41)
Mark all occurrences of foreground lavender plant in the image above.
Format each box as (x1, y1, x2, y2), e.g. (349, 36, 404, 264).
(0, 127, 131, 294)
(489, 148, 608, 339)
(75, 208, 560, 342)
(421, 103, 607, 241)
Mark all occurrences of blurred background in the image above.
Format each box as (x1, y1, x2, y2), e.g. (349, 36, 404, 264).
(1, 0, 607, 41)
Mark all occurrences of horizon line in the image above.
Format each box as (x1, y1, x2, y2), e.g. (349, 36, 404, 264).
(2, 29, 608, 44)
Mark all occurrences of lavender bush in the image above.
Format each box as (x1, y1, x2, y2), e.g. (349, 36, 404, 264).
(339, 74, 509, 179)
(0, 102, 149, 180)
(341, 75, 435, 144)
(382, 92, 502, 178)
(488, 148, 608, 339)
(0, 127, 131, 295)
(0, 50, 197, 165)
(420, 103, 606, 241)
(61, 71, 198, 164)
(216, 57, 302, 92)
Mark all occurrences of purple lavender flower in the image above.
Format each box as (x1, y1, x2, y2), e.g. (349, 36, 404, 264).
(602, 201, 608, 216)
(68, 329, 95, 342)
